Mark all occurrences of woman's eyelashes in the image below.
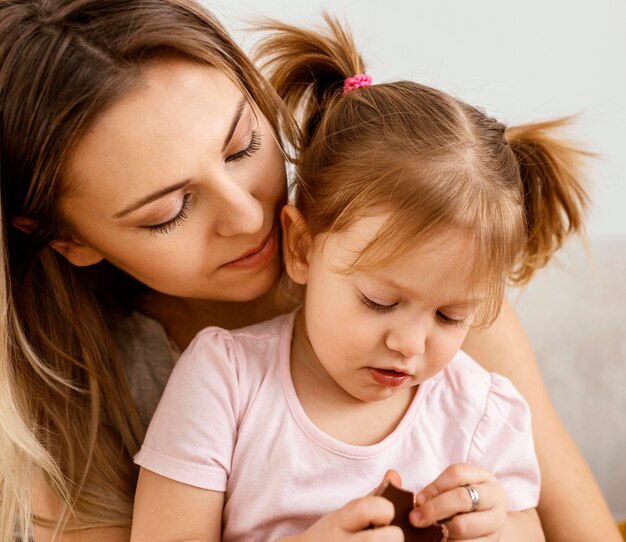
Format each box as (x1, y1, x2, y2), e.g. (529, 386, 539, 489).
(226, 130, 262, 163)
(145, 192, 192, 235)
(140, 130, 261, 236)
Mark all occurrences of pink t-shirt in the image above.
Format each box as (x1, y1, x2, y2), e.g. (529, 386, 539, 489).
(135, 311, 540, 542)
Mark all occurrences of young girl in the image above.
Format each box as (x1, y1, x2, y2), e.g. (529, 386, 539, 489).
(131, 17, 589, 542)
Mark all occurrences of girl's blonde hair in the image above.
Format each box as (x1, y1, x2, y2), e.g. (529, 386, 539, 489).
(0, 1, 293, 539)
(256, 15, 588, 323)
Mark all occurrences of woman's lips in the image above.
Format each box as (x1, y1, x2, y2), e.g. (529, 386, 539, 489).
(369, 368, 411, 387)
(221, 228, 278, 270)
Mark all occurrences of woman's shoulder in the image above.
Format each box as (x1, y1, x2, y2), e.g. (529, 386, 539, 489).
(112, 310, 179, 430)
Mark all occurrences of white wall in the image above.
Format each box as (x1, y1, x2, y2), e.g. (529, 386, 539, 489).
(207, 0, 626, 239)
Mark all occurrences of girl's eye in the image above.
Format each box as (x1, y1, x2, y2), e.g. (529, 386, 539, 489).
(436, 310, 466, 328)
(226, 130, 262, 163)
(359, 293, 397, 314)
(144, 193, 192, 235)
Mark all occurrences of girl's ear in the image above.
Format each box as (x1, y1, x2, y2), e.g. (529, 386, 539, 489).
(281, 205, 312, 285)
(11, 215, 103, 267)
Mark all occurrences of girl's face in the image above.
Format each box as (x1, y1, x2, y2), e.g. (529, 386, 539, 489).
(286, 210, 483, 403)
(59, 57, 286, 301)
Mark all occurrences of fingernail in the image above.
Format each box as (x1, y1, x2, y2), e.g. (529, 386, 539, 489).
(415, 492, 426, 506)
(409, 510, 422, 526)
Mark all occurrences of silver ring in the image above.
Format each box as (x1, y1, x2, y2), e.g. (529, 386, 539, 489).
(463, 484, 480, 513)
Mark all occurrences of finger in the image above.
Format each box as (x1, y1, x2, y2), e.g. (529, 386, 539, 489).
(409, 482, 497, 527)
(442, 510, 502, 540)
(337, 496, 395, 532)
(415, 463, 494, 504)
(383, 469, 402, 488)
(354, 525, 404, 542)
(368, 469, 403, 497)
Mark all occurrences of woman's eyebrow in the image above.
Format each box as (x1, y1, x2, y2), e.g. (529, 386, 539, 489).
(113, 99, 246, 219)
(222, 97, 247, 152)
(113, 180, 190, 219)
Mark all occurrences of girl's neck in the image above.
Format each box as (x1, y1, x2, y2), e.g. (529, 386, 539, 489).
(290, 310, 416, 446)
(138, 279, 300, 350)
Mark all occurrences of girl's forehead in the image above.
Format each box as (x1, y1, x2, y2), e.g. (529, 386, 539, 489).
(319, 222, 484, 304)
(320, 216, 475, 268)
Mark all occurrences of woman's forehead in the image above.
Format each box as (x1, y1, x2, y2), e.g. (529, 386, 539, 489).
(64, 58, 246, 201)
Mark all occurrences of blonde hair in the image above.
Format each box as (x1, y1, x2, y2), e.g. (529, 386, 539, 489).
(0, 0, 293, 539)
(256, 15, 588, 323)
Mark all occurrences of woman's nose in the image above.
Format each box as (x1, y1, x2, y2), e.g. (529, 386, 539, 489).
(213, 178, 265, 237)
(385, 318, 427, 358)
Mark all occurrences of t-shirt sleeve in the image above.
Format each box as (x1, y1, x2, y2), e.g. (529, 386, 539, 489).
(467, 373, 541, 511)
(133, 328, 240, 492)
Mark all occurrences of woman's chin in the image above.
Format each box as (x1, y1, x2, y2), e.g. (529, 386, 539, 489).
(212, 263, 282, 303)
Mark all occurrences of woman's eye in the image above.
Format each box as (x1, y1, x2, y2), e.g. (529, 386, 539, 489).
(436, 310, 466, 328)
(226, 130, 262, 163)
(359, 293, 397, 314)
(144, 193, 192, 235)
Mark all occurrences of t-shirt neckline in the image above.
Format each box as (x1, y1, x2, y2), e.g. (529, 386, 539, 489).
(278, 310, 432, 459)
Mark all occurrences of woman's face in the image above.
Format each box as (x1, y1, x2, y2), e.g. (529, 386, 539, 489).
(61, 57, 287, 301)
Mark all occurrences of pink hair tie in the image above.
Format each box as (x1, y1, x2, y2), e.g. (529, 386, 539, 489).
(343, 73, 373, 94)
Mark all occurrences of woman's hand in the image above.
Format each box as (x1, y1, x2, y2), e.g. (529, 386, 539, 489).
(409, 463, 507, 541)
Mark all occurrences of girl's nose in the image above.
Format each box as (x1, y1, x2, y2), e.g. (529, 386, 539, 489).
(385, 318, 427, 358)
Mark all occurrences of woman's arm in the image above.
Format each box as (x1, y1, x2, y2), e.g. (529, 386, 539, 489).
(462, 299, 621, 541)
(35, 526, 130, 542)
(31, 475, 131, 542)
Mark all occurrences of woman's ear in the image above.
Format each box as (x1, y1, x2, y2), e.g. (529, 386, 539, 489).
(281, 205, 311, 285)
(11, 215, 37, 235)
(11, 215, 104, 267)
(49, 238, 104, 267)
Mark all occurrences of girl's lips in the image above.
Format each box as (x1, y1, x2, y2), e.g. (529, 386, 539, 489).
(369, 368, 411, 387)
(222, 228, 278, 270)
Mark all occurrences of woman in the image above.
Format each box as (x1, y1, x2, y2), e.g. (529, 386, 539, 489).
(0, 1, 619, 541)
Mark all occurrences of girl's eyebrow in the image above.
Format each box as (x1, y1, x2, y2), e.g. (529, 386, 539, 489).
(373, 276, 484, 306)
(113, 98, 247, 219)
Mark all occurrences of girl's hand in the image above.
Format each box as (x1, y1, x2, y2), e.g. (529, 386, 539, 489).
(409, 463, 507, 541)
(289, 495, 403, 542)
(283, 471, 404, 542)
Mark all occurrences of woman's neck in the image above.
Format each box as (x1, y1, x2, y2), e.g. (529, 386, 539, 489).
(138, 279, 300, 350)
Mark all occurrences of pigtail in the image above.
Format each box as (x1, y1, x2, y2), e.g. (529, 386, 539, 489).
(254, 14, 366, 150)
(505, 118, 590, 283)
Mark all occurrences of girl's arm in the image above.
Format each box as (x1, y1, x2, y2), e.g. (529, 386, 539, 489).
(131, 468, 223, 542)
(131, 468, 402, 542)
(462, 300, 621, 541)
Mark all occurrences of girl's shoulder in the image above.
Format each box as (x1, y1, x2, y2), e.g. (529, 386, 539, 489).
(430, 350, 532, 429)
(186, 310, 296, 380)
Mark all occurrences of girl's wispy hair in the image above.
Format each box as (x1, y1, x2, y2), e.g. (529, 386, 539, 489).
(255, 15, 589, 325)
